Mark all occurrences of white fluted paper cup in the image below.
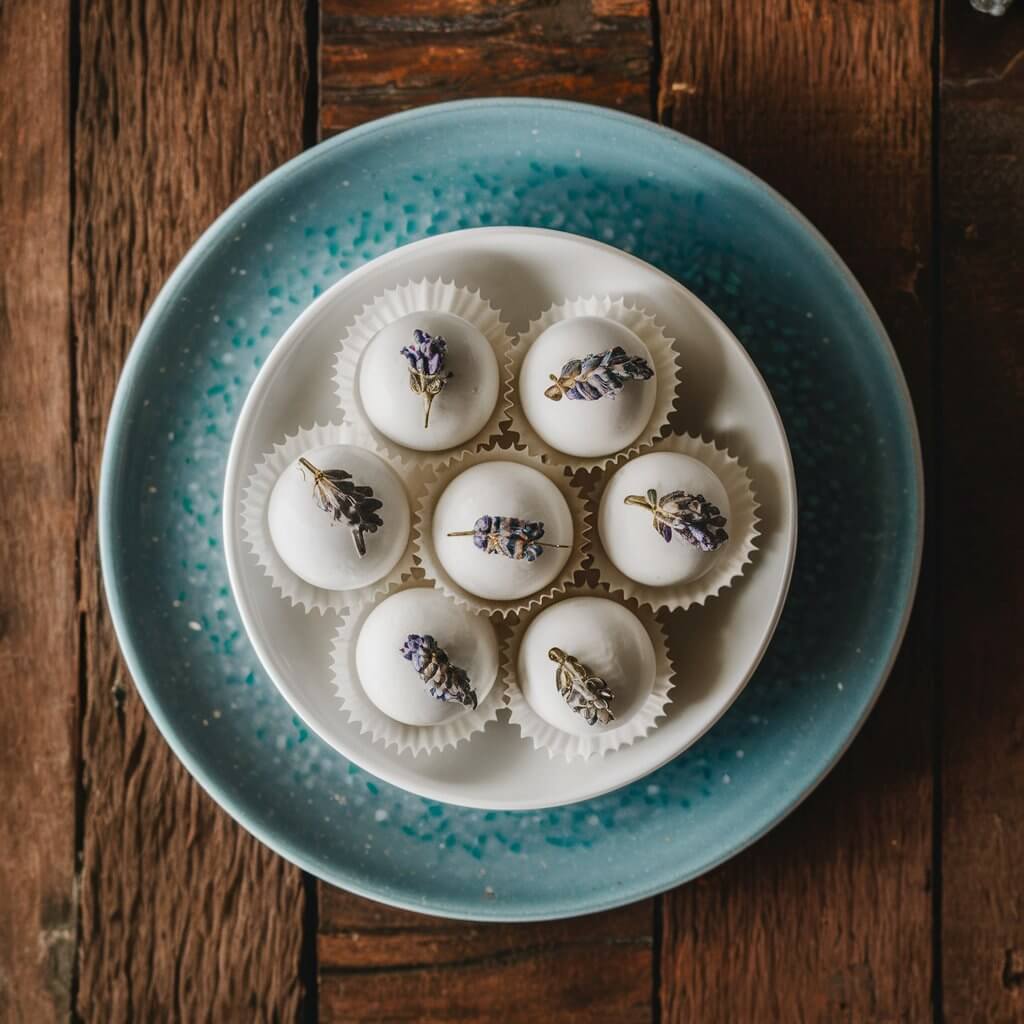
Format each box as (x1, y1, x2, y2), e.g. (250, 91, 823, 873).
(589, 434, 760, 612)
(413, 443, 589, 618)
(334, 277, 513, 468)
(240, 421, 420, 615)
(329, 581, 504, 755)
(506, 296, 681, 472)
(503, 593, 674, 761)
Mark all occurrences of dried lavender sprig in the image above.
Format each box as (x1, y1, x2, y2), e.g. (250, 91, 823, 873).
(624, 488, 728, 553)
(400, 634, 477, 710)
(400, 328, 453, 428)
(544, 345, 653, 402)
(298, 457, 384, 557)
(548, 647, 615, 726)
(446, 515, 570, 562)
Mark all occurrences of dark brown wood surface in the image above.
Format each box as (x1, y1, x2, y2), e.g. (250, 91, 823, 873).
(319, 890, 652, 1021)
(0, 4, 76, 1020)
(1, 0, 1021, 1020)
(940, 5, 1024, 1021)
(320, 0, 653, 134)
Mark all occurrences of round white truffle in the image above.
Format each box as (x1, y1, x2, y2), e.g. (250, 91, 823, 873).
(599, 451, 730, 587)
(267, 444, 410, 592)
(358, 311, 500, 453)
(431, 460, 574, 602)
(355, 588, 498, 726)
(517, 597, 656, 736)
(518, 316, 657, 458)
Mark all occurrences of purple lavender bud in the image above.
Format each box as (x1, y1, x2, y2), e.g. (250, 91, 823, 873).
(402, 329, 448, 377)
(401, 329, 452, 428)
(462, 515, 552, 561)
(519, 519, 545, 540)
(399, 633, 427, 667)
(547, 345, 654, 403)
(400, 632, 476, 709)
(649, 490, 728, 552)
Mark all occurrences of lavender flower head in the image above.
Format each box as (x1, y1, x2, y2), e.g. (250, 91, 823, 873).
(544, 346, 654, 402)
(297, 457, 383, 558)
(400, 328, 452, 428)
(400, 633, 477, 709)
(447, 514, 570, 561)
(548, 647, 615, 726)
(473, 515, 545, 561)
(624, 488, 729, 553)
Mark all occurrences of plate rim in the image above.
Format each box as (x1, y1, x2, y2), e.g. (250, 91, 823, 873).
(221, 224, 799, 811)
(100, 97, 923, 922)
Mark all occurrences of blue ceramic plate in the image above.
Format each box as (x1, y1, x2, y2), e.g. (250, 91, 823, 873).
(101, 99, 922, 921)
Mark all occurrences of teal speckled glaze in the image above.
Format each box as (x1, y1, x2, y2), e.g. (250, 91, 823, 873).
(101, 99, 922, 921)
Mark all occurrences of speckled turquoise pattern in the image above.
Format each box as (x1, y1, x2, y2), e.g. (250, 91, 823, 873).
(101, 99, 921, 920)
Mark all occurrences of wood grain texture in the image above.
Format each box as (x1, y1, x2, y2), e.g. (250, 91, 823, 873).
(319, 888, 652, 1021)
(657, 2, 935, 1020)
(320, 0, 652, 135)
(0, 4, 75, 1020)
(940, 6, 1024, 1021)
(72, 2, 309, 1018)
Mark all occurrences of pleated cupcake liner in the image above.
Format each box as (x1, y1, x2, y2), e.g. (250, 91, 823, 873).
(333, 277, 514, 469)
(329, 581, 504, 755)
(505, 295, 682, 472)
(240, 421, 420, 615)
(502, 592, 674, 761)
(413, 443, 589, 619)
(587, 433, 760, 612)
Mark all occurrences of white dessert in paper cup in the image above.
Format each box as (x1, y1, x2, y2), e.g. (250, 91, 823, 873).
(333, 277, 513, 467)
(413, 444, 589, 618)
(240, 421, 419, 615)
(503, 594, 673, 761)
(330, 581, 504, 755)
(590, 434, 760, 612)
(507, 296, 681, 471)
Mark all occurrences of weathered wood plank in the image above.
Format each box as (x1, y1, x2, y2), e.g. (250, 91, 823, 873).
(0, 3, 75, 1020)
(657, 1, 935, 1019)
(320, 0, 652, 135)
(72, 2, 310, 1018)
(940, 6, 1024, 1020)
(319, 888, 652, 1022)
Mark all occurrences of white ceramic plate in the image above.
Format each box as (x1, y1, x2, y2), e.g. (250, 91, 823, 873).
(223, 227, 797, 810)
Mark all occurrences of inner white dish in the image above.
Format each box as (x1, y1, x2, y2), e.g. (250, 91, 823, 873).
(223, 227, 797, 811)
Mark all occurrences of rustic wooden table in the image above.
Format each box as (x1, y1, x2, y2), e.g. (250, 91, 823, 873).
(2, 1, 1021, 1020)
